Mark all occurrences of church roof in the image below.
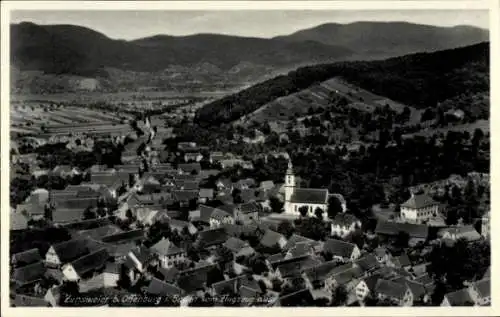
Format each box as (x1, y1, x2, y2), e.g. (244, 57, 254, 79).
(290, 188, 328, 204)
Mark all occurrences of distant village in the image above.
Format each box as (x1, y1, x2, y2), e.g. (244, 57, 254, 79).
(9, 110, 491, 308)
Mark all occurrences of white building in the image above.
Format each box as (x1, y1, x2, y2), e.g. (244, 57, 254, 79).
(284, 161, 328, 217)
(400, 193, 439, 223)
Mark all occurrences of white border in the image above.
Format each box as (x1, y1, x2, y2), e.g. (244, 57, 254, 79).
(1, 1, 498, 317)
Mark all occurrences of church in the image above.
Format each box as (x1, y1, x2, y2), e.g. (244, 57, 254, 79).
(283, 160, 330, 217)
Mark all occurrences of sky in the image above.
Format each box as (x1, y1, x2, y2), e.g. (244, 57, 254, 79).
(10, 10, 489, 40)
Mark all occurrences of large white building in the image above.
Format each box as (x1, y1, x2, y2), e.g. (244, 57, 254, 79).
(400, 193, 439, 224)
(284, 161, 328, 217)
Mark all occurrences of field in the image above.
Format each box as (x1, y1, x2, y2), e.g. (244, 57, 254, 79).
(10, 103, 135, 138)
(238, 77, 422, 125)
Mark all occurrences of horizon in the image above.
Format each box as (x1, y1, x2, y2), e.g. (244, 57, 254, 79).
(10, 10, 489, 41)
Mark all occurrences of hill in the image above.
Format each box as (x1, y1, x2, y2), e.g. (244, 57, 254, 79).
(11, 21, 488, 93)
(195, 42, 489, 126)
(275, 21, 489, 59)
(11, 22, 351, 75)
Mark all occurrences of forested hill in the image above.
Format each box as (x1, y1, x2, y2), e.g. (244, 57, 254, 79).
(195, 42, 489, 126)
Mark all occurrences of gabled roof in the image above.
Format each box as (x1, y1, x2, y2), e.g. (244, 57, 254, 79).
(278, 256, 322, 278)
(240, 201, 261, 214)
(438, 225, 481, 241)
(173, 190, 199, 202)
(323, 239, 357, 258)
(158, 267, 180, 284)
(197, 228, 228, 247)
(375, 221, 429, 239)
(260, 230, 285, 248)
(444, 288, 473, 306)
(223, 237, 249, 253)
(60, 217, 112, 230)
(354, 254, 380, 272)
(75, 225, 123, 240)
(332, 265, 363, 285)
(303, 260, 339, 282)
(177, 163, 201, 174)
(278, 288, 314, 307)
(392, 254, 412, 268)
(101, 229, 145, 244)
(375, 279, 408, 299)
(283, 234, 315, 251)
(128, 245, 152, 265)
(472, 278, 490, 299)
(150, 238, 184, 256)
(401, 193, 438, 209)
(12, 261, 46, 286)
(177, 264, 217, 293)
(146, 277, 184, 296)
(69, 248, 109, 276)
(11, 248, 42, 268)
(52, 208, 85, 224)
(360, 273, 382, 292)
(289, 188, 328, 204)
(10, 211, 28, 230)
(199, 188, 214, 199)
(50, 239, 90, 263)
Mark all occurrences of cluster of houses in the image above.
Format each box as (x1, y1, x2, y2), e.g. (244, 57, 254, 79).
(10, 134, 491, 307)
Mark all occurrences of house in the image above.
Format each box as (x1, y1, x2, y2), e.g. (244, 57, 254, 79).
(375, 279, 413, 306)
(211, 275, 261, 298)
(178, 163, 201, 175)
(236, 201, 261, 224)
(441, 288, 474, 306)
(195, 228, 229, 249)
(284, 161, 328, 216)
(373, 247, 390, 264)
(157, 267, 180, 284)
(184, 152, 203, 162)
(276, 288, 315, 307)
(259, 180, 275, 192)
(330, 264, 364, 293)
(323, 239, 361, 262)
(45, 239, 90, 268)
(10, 210, 28, 231)
(177, 264, 218, 294)
(438, 225, 481, 243)
(209, 152, 226, 164)
(209, 208, 235, 228)
(400, 193, 439, 224)
(375, 221, 429, 245)
(78, 263, 120, 293)
(354, 254, 380, 275)
(302, 260, 341, 290)
(355, 274, 382, 301)
(331, 213, 361, 238)
(44, 286, 61, 307)
(259, 230, 287, 250)
(11, 248, 42, 268)
(51, 208, 86, 224)
(126, 245, 152, 274)
(223, 237, 255, 258)
(145, 277, 184, 299)
(150, 238, 186, 268)
(101, 229, 145, 244)
(11, 261, 46, 287)
(391, 277, 429, 304)
(173, 190, 199, 205)
(175, 179, 200, 190)
(389, 254, 412, 270)
(61, 248, 109, 281)
(468, 278, 491, 306)
(199, 188, 214, 203)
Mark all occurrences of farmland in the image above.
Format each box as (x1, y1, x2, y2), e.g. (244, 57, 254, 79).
(402, 119, 490, 139)
(10, 103, 135, 138)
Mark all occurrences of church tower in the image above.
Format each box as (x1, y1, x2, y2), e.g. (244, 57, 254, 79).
(285, 160, 296, 204)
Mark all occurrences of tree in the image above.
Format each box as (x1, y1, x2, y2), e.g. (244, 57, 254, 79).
(277, 221, 295, 239)
(327, 196, 343, 219)
(299, 206, 309, 217)
(59, 281, 80, 306)
(117, 264, 131, 290)
(83, 207, 97, 220)
(314, 207, 324, 220)
(331, 285, 348, 306)
(395, 231, 410, 248)
(269, 196, 284, 213)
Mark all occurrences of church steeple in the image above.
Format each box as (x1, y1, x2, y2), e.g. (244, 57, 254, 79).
(285, 159, 295, 203)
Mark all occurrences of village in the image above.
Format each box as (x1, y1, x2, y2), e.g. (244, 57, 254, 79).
(9, 105, 491, 308)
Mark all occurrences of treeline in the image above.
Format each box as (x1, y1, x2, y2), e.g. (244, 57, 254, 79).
(195, 42, 489, 126)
